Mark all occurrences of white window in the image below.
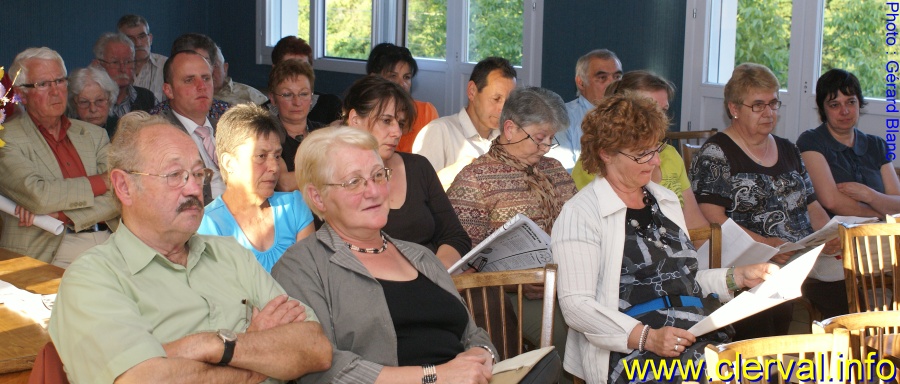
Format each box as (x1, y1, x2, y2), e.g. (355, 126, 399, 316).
(681, 0, 894, 154)
(257, 0, 544, 116)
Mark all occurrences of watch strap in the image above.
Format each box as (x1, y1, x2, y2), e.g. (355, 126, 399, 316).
(217, 330, 237, 366)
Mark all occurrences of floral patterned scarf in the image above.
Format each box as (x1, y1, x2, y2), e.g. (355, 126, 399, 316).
(486, 139, 562, 232)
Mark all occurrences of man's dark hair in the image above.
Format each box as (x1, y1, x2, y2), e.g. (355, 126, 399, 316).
(815, 68, 867, 123)
(469, 57, 516, 92)
(272, 36, 313, 66)
(366, 43, 418, 78)
(171, 33, 218, 64)
(163, 50, 209, 84)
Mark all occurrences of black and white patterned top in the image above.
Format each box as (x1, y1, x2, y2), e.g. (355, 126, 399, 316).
(690, 133, 817, 242)
(608, 202, 730, 384)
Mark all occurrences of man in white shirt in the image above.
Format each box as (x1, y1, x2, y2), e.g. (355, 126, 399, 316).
(547, 49, 622, 171)
(413, 57, 517, 188)
(157, 50, 225, 203)
(117, 14, 167, 102)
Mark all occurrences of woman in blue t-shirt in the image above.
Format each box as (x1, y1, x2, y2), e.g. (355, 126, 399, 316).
(798, 68, 900, 218)
(198, 104, 315, 272)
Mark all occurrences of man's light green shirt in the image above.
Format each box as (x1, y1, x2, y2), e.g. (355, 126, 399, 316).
(49, 223, 317, 383)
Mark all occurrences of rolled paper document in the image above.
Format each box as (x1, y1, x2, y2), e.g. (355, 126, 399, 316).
(0, 194, 64, 235)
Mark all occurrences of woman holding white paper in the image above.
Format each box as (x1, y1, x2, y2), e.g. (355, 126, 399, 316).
(689, 63, 843, 328)
(552, 93, 776, 384)
(272, 127, 560, 384)
(447, 86, 576, 247)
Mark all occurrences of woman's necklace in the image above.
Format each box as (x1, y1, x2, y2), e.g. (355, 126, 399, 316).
(285, 121, 310, 142)
(347, 234, 388, 254)
(627, 188, 670, 250)
(734, 129, 770, 165)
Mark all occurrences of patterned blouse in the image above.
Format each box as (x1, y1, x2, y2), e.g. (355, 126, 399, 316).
(690, 133, 817, 242)
(608, 202, 730, 384)
(447, 155, 577, 246)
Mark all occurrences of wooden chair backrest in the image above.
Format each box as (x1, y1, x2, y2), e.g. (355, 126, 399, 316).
(689, 223, 722, 268)
(704, 329, 850, 384)
(813, 311, 900, 383)
(452, 264, 557, 360)
(839, 223, 900, 313)
(666, 129, 718, 171)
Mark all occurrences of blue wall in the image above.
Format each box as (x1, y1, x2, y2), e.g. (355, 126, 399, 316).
(1, 1, 685, 123)
(1, 1, 210, 73)
(542, 1, 687, 126)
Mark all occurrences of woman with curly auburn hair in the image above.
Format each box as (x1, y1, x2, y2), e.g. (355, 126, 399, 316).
(552, 93, 776, 384)
(573, 71, 709, 232)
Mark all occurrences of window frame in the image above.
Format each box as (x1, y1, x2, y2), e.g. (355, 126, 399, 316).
(256, 0, 544, 84)
(681, 0, 895, 153)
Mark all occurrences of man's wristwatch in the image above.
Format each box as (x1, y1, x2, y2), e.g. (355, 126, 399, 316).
(216, 329, 238, 366)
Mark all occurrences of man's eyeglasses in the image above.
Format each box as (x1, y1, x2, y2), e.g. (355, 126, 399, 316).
(19, 77, 68, 90)
(127, 168, 214, 188)
(125, 32, 150, 42)
(98, 59, 136, 68)
(325, 167, 392, 193)
(618, 142, 666, 164)
(740, 100, 782, 113)
(75, 98, 109, 109)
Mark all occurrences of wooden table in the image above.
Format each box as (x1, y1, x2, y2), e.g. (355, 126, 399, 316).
(0, 248, 63, 382)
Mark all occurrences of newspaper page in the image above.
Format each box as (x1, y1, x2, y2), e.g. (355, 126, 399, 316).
(776, 215, 876, 253)
(688, 245, 822, 336)
(448, 214, 553, 275)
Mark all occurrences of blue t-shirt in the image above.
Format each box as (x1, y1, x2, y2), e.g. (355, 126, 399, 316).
(796, 123, 890, 206)
(198, 191, 314, 272)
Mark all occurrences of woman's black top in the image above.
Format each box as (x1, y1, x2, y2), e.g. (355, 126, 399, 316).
(377, 273, 468, 365)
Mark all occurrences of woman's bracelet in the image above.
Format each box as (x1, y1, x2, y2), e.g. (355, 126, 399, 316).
(421, 364, 437, 384)
(473, 345, 496, 364)
(726, 266, 740, 291)
(638, 324, 651, 353)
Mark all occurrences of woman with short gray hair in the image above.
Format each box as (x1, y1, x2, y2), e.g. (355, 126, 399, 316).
(448, 86, 576, 245)
(68, 67, 119, 137)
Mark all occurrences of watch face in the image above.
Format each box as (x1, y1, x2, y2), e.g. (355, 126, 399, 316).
(218, 329, 238, 341)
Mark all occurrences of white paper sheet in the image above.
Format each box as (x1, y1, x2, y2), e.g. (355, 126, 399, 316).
(0, 194, 64, 235)
(0, 279, 53, 328)
(688, 244, 823, 336)
(777, 215, 876, 253)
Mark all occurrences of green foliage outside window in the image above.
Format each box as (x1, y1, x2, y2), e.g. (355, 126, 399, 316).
(821, 0, 890, 99)
(295, 0, 523, 65)
(407, 0, 447, 59)
(734, 0, 792, 88)
(735, 0, 887, 98)
(468, 0, 523, 65)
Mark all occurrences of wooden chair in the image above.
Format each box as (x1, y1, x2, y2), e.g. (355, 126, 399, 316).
(665, 129, 718, 170)
(690, 223, 722, 269)
(839, 223, 900, 313)
(453, 264, 557, 360)
(813, 311, 900, 383)
(705, 329, 851, 384)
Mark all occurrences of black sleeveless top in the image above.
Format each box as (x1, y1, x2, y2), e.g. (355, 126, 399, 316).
(378, 273, 469, 365)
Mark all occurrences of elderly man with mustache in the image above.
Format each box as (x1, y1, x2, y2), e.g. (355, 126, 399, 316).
(48, 111, 332, 383)
(91, 32, 157, 117)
